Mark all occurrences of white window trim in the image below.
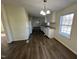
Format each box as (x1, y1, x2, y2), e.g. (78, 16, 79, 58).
(59, 13, 74, 39)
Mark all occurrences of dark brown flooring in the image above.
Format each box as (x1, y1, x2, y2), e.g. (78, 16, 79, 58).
(2, 29, 77, 59)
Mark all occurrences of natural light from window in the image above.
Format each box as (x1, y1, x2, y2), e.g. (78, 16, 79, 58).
(59, 13, 74, 38)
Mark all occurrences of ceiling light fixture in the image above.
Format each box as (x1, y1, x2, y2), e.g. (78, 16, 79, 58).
(40, 0, 51, 16)
(40, 10, 46, 15)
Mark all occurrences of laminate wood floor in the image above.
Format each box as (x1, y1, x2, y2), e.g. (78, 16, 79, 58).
(3, 30, 77, 59)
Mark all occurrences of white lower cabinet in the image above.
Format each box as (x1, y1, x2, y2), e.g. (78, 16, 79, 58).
(41, 27, 54, 39)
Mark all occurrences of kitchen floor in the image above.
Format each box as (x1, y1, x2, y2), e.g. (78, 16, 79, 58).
(2, 29, 77, 59)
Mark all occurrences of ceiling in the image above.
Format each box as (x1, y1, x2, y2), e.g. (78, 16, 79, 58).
(2, 0, 76, 16)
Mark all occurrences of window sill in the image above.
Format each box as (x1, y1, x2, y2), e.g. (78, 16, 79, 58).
(59, 32, 70, 39)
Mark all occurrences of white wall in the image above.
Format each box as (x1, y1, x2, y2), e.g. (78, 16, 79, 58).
(1, 4, 13, 43)
(1, 21, 4, 32)
(54, 3, 77, 54)
(29, 20, 32, 34)
(2, 4, 30, 42)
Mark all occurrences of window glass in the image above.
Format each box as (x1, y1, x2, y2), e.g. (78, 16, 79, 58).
(59, 13, 74, 37)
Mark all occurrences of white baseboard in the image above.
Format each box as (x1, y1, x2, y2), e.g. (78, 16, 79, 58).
(54, 36, 77, 54)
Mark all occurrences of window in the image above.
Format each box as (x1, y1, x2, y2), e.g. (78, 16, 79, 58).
(59, 13, 74, 38)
